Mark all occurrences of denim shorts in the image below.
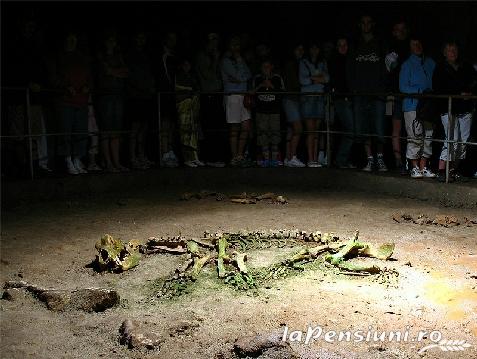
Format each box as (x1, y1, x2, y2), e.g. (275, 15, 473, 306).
(283, 97, 302, 123)
(300, 95, 325, 119)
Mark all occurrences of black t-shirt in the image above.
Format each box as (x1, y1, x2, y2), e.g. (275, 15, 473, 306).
(253, 73, 284, 113)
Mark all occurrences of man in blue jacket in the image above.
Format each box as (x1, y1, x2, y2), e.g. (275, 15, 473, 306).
(399, 35, 436, 178)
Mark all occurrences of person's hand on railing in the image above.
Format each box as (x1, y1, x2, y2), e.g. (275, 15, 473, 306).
(461, 92, 472, 100)
(29, 82, 41, 93)
(110, 67, 129, 78)
(67, 86, 77, 96)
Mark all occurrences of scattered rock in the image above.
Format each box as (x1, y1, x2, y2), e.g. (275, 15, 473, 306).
(38, 288, 120, 312)
(169, 320, 200, 337)
(233, 332, 296, 358)
(1, 289, 20, 301)
(119, 319, 162, 350)
(433, 215, 459, 227)
(181, 190, 289, 205)
(464, 217, 477, 226)
(392, 213, 470, 227)
(414, 214, 433, 225)
(3, 280, 119, 312)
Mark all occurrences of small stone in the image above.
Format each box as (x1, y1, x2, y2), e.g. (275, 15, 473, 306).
(170, 320, 200, 336)
(37, 288, 119, 312)
(119, 319, 162, 350)
(233, 332, 295, 358)
(2, 290, 13, 301)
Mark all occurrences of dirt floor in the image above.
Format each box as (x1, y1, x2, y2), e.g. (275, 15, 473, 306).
(1, 183, 476, 359)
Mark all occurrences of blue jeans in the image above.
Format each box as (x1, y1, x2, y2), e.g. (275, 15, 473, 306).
(353, 96, 386, 144)
(58, 105, 88, 157)
(334, 98, 354, 166)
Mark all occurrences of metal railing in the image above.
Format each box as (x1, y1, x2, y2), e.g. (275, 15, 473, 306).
(1, 86, 476, 184)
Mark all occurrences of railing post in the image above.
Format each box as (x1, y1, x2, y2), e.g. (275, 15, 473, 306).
(445, 96, 453, 184)
(326, 93, 331, 167)
(25, 87, 34, 180)
(157, 92, 162, 167)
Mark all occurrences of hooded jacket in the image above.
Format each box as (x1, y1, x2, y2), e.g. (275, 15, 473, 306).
(399, 54, 436, 112)
(221, 54, 251, 93)
(299, 58, 329, 93)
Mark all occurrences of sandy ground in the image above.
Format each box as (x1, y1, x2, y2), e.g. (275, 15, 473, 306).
(1, 185, 476, 359)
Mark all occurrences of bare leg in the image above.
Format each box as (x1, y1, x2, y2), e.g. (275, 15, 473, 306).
(101, 136, 114, 170)
(365, 139, 373, 158)
(419, 157, 427, 170)
(305, 118, 317, 162)
(392, 117, 402, 165)
(290, 121, 303, 159)
(285, 126, 292, 160)
(439, 159, 446, 171)
(229, 124, 240, 159)
(238, 119, 251, 157)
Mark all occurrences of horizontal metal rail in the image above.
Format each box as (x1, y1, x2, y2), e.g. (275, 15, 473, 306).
(1, 86, 475, 183)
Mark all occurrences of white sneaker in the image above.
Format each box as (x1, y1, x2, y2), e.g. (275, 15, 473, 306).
(376, 155, 388, 172)
(422, 167, 436, 178)
(410, 167, 423, 178)
(73, 158, 88, 174)
(87, 162, 102, 171)
(307, 161, 322, 168)
(66, 158, 79, 175)
(362, 157, 374, 172)
(184, 161, 198, 168)
(162, 150, 175, 162)
(39, 163, 52, 172)
(161, 152, 170, 162)
(169, 151, 178, 162)
(318, 151, 326, 166)
(193, 159, 205, 167)
(286, 156, 306, 168)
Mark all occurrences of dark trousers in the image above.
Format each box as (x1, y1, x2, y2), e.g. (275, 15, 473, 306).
(353, 96, 386, 144)
(58, 105, 88, 157)
(199, 95, 229, 162)
(334, 98, 354, 166)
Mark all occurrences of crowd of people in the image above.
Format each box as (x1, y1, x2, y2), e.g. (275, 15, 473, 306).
(2, 13, 477, 182)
